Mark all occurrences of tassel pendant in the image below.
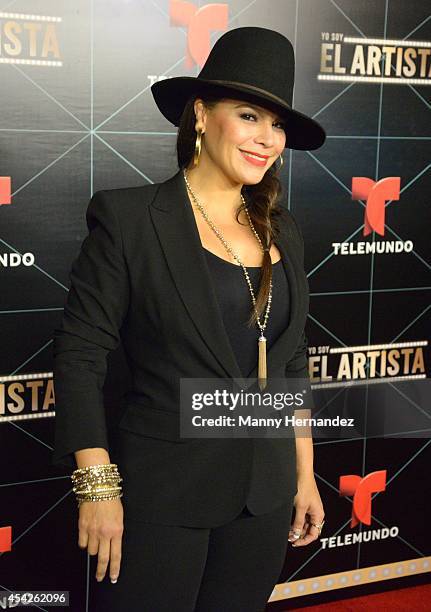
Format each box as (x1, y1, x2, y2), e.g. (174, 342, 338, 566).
(258, 335, 267, 390)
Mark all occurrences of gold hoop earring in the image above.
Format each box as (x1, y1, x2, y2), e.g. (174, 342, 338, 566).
(193, 127, 203, 167)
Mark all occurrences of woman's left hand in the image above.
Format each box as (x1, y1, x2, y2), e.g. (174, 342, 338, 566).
(288, 472, 325, 547)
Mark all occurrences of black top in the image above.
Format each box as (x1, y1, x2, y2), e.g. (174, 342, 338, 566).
(203, 247, 290, 377)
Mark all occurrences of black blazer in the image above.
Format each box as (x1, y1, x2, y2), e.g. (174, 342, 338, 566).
(52, 168, 313, 528)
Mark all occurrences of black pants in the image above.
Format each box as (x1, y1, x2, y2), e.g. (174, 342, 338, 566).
(89, 500, 293, 612)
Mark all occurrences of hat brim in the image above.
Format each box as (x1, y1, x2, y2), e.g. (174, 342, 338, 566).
(151, 77, 326, 151)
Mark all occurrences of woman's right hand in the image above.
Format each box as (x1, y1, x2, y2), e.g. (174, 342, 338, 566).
(78, 497, 124, 583)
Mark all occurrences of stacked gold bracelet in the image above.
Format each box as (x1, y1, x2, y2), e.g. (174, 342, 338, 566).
(71, 463, 123, 507)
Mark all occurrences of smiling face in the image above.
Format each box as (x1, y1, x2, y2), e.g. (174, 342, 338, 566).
(191, 97, 287, 185)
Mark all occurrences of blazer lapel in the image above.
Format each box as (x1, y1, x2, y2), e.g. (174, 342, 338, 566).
(149, 168, 304, 382)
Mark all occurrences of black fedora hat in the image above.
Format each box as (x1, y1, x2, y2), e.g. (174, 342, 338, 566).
(151, 26, 326, 151)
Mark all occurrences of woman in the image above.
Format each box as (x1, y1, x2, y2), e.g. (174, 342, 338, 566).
(52, 27, 326, 611)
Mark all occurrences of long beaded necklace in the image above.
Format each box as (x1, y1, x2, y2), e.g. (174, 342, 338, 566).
(183, 168, 272, 390)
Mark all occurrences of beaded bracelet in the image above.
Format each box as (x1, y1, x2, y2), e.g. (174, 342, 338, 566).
(71, 463, 123, 506)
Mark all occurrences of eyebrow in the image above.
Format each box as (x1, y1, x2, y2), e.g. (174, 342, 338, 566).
(234, 102, 283, 122)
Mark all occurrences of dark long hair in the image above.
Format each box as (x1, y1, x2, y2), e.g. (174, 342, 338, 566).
(176, 93, 286, 327)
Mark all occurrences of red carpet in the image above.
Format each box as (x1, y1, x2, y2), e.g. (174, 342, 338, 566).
(287, 583, 431, 611)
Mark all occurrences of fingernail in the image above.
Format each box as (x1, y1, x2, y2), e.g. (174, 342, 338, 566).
(111, 578, 118, 584)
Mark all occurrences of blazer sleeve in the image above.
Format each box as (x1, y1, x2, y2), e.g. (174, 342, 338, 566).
(52, 190, 130, 469)
(282, 208, 315, 412)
